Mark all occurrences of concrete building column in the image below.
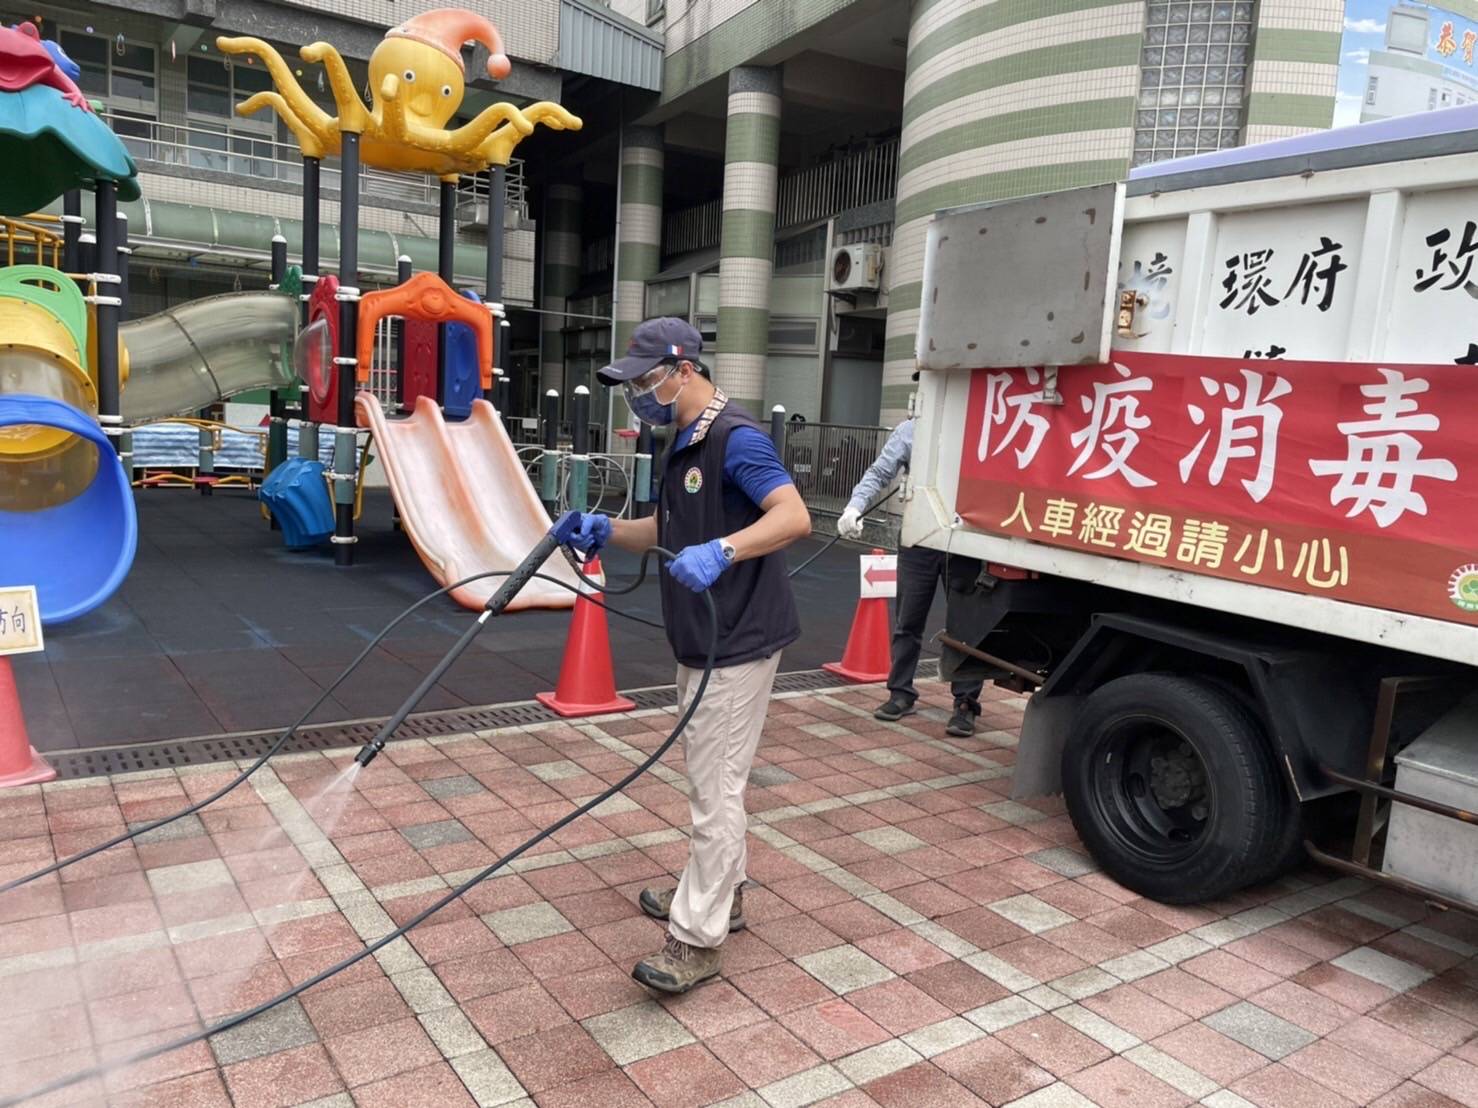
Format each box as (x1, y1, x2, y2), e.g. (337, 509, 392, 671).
(612, 125, 665, 428)
(1243, 0, 1342, 145)
(540, 182, 583, 400)
(881, 0, 1146, 424)
(716, 66, 782, 416)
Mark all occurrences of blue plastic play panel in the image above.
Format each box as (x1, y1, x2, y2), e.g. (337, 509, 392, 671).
(260, 457, 334, 550)
(443, 288, 485, 420)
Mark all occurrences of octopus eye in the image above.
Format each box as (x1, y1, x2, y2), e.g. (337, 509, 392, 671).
(403, 69, 415, 82)
(441, 84, 452, 97)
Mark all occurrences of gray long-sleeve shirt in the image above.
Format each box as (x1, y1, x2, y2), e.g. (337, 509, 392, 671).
(847, 418, 912, 515)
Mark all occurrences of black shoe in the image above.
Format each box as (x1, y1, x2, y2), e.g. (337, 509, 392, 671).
(945, 705, 978, 737)
(874, 696, 916, 722)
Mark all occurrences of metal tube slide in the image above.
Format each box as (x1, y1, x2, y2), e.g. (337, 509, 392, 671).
(119, 291, 298, 423)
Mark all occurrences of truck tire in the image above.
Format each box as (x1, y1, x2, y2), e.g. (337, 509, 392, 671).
(1062, 674, 1288, 904)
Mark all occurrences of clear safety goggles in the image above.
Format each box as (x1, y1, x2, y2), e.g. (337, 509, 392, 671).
(623, 362, 677, 402)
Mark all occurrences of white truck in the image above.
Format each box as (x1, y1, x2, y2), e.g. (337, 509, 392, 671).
(904, 105, 1478, 912)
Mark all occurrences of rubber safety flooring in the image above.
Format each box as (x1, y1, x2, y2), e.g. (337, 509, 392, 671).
(1, 682, 1476, 1107)
(12, 489, 943, 752)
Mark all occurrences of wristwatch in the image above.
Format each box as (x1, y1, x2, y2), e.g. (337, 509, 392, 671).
(719, 539, 737, 563)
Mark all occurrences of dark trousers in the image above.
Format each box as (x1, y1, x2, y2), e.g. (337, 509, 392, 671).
(888, 545, 983, 713)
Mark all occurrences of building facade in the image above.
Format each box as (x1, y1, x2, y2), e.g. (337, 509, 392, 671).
(25, 0, 1343, 435)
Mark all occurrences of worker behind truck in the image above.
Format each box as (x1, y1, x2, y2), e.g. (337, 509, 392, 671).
(837, 374, 984, 737)
(569, 317, 811, 994)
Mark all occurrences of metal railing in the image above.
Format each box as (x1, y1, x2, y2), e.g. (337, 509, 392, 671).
(515, 445, 637, 518)
(663, 136, 900, 255)
(103, 113, 528, 217)
(778, 137, 900, 230)
(780, 420, 898, 544)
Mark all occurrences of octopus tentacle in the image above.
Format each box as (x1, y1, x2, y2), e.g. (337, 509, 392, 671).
(442, 103, 534, 151)
(300, 42, 370, 134)
(215, 37, 331, 140)
(238, 92, 331, 159)
(521, 102, 582, 133)
(475, 103, 583, 166)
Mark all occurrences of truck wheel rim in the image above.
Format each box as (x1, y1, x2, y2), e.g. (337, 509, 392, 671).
(1092, 720, 1211, 865)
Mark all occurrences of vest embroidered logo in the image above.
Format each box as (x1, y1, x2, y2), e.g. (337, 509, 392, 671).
(683, 466, 703, 494)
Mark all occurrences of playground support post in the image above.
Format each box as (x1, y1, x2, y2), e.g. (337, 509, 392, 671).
(570, 385, 590, 514)
(61, 189, 80, 271)
(770, 405, 786, 451)
(332, 133, 361, 567)
(266, 235, 289, 527)
(93, 181, 121, 458)
(395, 254, 412, 412)
(540, 388, 559, 516)
(298, 155, 320, 460)
(117, 211, 132, 474)
(485, 165, 506, 378)
(634, 424, 653, 518)
(436, 179, 456, 407)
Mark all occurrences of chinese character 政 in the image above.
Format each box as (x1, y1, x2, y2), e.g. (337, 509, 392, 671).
(1308, 368, 1459, 528)
(1414, 222, 1478, 295)
(1179, 369, 1292, 503)
(1067, 362, 1157, 488)
(978, 368, 1051, 469)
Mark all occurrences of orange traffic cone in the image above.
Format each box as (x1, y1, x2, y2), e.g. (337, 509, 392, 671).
(536, 556, 637, 718)
(0, 657, 55, 787)
(823, 550, 893, 684)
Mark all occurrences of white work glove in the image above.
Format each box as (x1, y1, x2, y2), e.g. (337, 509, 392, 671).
(837, 506, 864, 539)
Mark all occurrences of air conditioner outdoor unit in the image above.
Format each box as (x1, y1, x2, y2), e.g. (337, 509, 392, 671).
(828, 243, 884, 294)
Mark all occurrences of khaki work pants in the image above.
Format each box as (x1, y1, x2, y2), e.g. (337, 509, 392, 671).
(666, 651, 782, 949)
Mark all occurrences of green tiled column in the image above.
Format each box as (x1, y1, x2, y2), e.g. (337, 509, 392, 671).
(717, 66, 781, 417)
(1244, 0, 1342, 144)
(881, 0, 1145, 423)
(613, 125, 665, 427)
(541, 182, 582, 400)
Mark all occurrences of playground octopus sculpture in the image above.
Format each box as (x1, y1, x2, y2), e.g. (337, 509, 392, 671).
(216, 8, 581, 177)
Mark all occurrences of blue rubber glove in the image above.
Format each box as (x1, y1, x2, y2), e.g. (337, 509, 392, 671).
(667, 539, 730, 592)
(568, 513, 612, 554)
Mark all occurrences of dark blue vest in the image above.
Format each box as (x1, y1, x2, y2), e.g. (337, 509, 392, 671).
(658, 395, 801, 668)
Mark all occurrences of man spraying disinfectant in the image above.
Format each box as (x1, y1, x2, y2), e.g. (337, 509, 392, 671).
(568, 318, 811, 993)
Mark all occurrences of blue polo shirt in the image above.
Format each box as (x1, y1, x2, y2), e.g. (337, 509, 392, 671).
(672, 422, 792, 510)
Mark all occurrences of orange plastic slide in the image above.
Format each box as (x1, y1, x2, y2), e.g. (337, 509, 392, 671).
(355, 393, 581, 612)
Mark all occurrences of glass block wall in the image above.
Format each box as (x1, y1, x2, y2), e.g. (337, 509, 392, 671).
(1135, 1, 1257, 166)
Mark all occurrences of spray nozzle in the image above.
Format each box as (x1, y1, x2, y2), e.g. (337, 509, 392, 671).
(354, 738, 385, 769)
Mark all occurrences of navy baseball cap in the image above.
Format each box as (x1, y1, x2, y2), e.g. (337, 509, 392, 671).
(597, 317, 708, 385)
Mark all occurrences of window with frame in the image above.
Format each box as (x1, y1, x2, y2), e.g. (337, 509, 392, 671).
(1133, 2, 1256, 168)
(186, 56, 278, 177)
(59, 29, 156, 159)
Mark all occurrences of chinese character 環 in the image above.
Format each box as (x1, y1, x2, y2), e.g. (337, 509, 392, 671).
(1220, 250, 1280, 315)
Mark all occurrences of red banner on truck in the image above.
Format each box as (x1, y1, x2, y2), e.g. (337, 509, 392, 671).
(956, 352, 1478, 625)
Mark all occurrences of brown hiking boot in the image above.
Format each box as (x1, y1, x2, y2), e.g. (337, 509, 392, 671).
(632, 933, 723, 994)
(638, 885, 746, 931)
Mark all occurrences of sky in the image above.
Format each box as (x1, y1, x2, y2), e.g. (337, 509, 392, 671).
(1335, 0, 1394, 126)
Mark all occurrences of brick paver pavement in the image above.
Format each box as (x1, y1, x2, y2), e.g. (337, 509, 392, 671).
(1, 681, 1476, 1107)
